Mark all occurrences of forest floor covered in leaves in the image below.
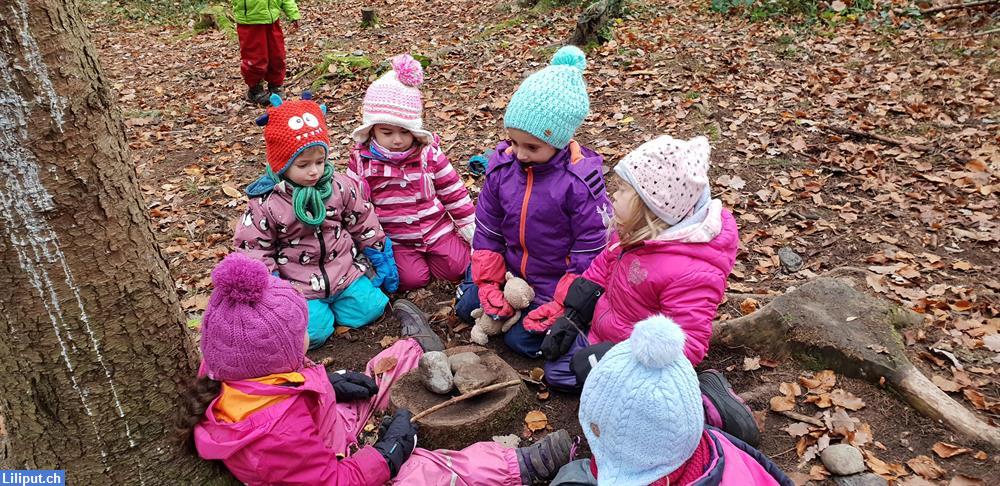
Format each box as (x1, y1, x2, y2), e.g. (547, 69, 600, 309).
(83, 0, 997, 483)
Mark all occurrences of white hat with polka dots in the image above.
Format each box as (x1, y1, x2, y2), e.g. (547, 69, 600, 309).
(614, 135, 711, 226)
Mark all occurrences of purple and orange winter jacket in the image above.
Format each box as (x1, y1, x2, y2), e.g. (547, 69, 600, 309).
(473, 140, 611, 304)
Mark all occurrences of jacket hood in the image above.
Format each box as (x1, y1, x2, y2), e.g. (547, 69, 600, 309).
(623, 208, 738, 276)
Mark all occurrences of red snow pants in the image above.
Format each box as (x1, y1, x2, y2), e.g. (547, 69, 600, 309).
(236, 21, 286, 87)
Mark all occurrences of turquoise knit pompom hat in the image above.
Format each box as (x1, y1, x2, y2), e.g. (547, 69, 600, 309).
(578, 315, 704, 485)
(503, 45, 590, 150)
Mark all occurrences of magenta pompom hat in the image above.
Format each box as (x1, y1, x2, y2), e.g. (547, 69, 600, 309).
(351, 53, 433, 145)
(200, 253, 308, 382)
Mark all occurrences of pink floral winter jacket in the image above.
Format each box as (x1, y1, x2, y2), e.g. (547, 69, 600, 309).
(194, 365, 390, 485)
(233, 174, 386, 300)
(582, 207, 739, 365)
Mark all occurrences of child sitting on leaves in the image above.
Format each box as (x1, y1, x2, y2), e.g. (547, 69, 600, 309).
(456, 45, 612, 358)
(347, 54, 476, 292)
(551, 316, 793, 486)
(234, 93, 398, 349)
(526, 135, 761, 446)
(180, 253, 576, 486)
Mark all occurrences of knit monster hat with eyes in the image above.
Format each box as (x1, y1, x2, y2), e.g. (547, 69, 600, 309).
(257, 92, 330, 176)
(246, 93, 334, 227)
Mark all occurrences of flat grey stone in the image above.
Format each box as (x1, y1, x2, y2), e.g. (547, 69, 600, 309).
(820, 443, 866, 476)
(448, 352, 482, 373)
(453, 362, 497, 394)
(419, 351, 453, 394)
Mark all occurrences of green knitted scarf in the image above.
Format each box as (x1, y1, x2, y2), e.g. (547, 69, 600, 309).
(267, 163, 334, 226)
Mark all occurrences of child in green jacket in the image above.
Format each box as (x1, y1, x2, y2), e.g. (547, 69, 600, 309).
(234, 0, 300, 105)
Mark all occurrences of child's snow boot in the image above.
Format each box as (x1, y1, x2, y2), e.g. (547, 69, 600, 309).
(516, 429, 574, 483)
(699, 369, 760, 447)
(247, 82, 269, 106)
(267, 82, 285, 99)
(393, 299, 444, 352)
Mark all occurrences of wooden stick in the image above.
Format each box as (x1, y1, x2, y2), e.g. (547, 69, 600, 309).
(776, 409, 825, 427)
(920, 0, 998, 15)
(410, 380, 521, 422)
(817, 123, 933, 152)
(938, 27, 1000, 39)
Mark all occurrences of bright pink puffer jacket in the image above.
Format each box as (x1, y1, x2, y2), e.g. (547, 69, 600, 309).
(582, 209, 739, 365)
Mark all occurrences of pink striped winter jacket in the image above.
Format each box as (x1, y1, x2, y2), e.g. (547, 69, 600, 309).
(582, 207, 739, 365)
(347, 135, 475, 247)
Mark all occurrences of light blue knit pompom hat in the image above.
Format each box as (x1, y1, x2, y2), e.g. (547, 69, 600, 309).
(578, 315, 704, 486)
(503, 45, 590, 150)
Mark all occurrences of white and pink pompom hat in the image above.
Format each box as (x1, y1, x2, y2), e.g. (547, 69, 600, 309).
(351, 54, 434, 145)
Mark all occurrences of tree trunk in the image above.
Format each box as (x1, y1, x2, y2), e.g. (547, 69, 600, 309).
(361, 7, 377, 28)
(0, 0, 227, 482)
(569, 0, 625, 47)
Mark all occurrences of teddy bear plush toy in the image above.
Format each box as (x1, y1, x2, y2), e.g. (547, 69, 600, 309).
(470, 272, 534, 345)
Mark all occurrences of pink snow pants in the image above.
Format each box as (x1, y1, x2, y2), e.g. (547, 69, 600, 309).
(332, 338, 522, 485)
(394, 231, 471, 291)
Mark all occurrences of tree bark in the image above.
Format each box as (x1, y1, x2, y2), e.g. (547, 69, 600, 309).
(569, 0, 625, 47)
(361, 7, 377, 28)
(0, 0, 226, 482)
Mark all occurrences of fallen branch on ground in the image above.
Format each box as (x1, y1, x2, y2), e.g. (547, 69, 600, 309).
(777, 410, 826, 427)
(410, 380, 522, 422)
(817, 123, 933, 151)
(920, 0, 998, 15)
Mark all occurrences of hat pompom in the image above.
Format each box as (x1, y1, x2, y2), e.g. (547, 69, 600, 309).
(391, 54, 424, 87)
(211, 253, 270, 304)
(551, 45, 586, 72)
(630, 315, 686, 368)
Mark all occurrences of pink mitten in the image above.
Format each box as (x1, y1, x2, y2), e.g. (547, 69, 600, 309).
(473, 250, 513, 318)
(478, 283, 513, 319)
(523, 273, 576, 332)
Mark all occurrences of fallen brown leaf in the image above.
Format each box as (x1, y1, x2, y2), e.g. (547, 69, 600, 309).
(808, 464, 829, 481)
(743, 356, 761, 371)
(378, 335, 399, 349)
(783, 422, 811, 437)
(373, 356, 398, 375)
(906, 455, 945, 480)
(770, 394, 796, 412)
(800, 370, 837, 393)
(932, 441, 971, 459)
(864, 450, 908, 480)
(931, 375, 962, 392)
(529, 367, 545, 382)
(524, 410, 548, 432)
(740, 298, 759, 315)
(830, 389, 866, 411)
(779, 382, 802, 397)
(949, 475, 985, 486)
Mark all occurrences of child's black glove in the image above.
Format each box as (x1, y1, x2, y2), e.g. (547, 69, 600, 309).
(327, 370, 378, 402)
(570, 341, 615, 386)
(374, 409, 418, 477)
(540, 317, 582, 361)
(540, 277, 603, 361)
